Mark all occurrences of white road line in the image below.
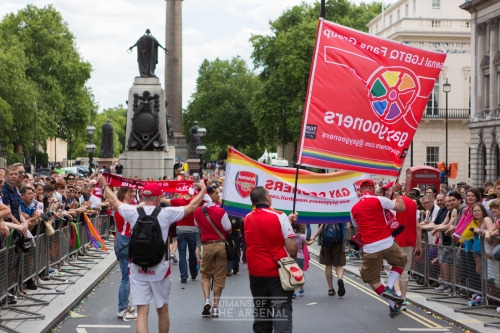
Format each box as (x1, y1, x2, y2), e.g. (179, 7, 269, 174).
(76, 328, 87, 333)
(77, 325, 131, 328)
(398, 328, 449, 332)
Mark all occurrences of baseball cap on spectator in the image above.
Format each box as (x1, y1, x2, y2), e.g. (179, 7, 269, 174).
(382, 181, 394, 190)
(142, 183, 163, 197)
(359, 179, 374, 187)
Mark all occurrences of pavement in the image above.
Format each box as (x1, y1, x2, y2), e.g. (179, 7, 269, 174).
(1, 233, 500, 333)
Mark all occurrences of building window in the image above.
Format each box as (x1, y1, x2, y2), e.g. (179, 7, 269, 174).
(397, 10, 400, 21)
(432, 0, 440, 9)
(482, 145, 487, 184)
(389, 15, 392, 25)
(405, 4, 408, 17)
(485, 75, 490, 108)
(426, 77, 440, 115)
(426, 147, 439, 168)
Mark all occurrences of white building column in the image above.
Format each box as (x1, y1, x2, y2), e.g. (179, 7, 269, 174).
(477, 23, 487, 115)
(489, 19, 499, 112)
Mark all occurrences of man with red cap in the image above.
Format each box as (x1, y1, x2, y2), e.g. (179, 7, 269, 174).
(97, 174, 206, 333)
(350, 179, 408, 318)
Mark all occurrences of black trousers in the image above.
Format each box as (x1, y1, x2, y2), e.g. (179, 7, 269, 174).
(249, 274, 293, 333)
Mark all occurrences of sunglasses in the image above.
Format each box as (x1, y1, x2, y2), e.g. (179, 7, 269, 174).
(76, 192, 82, 194)
(68, 178, 75, 181)
(18, 171, 24, 175)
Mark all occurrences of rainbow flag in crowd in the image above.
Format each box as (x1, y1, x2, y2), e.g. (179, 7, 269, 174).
(453, 209, 478, 241)
(221, 147, 369, 224)
(83, 213, 108, 251)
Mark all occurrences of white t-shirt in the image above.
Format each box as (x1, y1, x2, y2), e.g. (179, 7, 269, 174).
(118, 204, 185, 281)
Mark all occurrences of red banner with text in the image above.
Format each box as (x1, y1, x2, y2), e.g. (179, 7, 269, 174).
(297, 19, 447, 176)
(102, 173, 202, 194)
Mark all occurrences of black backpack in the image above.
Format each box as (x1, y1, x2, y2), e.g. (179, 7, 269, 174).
(129, 207, 166, 272)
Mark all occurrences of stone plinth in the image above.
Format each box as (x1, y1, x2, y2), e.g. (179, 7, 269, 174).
(186, 158, 201, 175)
(95, 158, 114, 171)
(119, 150, 176, 180)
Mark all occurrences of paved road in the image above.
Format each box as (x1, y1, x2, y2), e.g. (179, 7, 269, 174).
(56, 250, 460, 333)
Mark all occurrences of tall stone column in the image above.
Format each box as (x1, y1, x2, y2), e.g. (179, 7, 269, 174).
(165, 0, 188, 160)
(477, 23, 487, 116)
(489, 19, 499, 113)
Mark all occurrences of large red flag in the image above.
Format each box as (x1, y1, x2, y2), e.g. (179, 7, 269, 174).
(297, 19, 447, 176)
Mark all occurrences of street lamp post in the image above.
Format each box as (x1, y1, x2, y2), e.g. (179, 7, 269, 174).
(443, 79, 451, 186)
(196, 125, 207, 175)
(86, 122, 96, 175)
(54, 107, 58, 166)
(33, 102, 37, 169)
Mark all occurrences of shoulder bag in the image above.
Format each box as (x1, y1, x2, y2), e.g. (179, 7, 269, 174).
(201, 206, 237, 260)
(249, 214, 305, 291)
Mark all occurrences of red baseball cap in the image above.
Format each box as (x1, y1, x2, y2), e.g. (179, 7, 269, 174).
(142, 183, 163, 197)
(359, 179, 374, 187)
(382, 181, 394, 190)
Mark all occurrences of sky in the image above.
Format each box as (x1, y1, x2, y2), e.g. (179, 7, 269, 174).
(1, 0, 392, 113)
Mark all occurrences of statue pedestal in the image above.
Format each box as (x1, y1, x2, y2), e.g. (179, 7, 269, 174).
(186, 158, 201, 175)
(119, 150, 176, 180)
(95, 158, 114, 171)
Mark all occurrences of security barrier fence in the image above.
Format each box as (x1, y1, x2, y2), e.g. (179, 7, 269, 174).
(0, 215, 112, 333)
(409, 235, 500, 329)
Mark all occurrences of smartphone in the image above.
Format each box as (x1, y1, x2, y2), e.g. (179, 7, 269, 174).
(193, 173, 200, 184)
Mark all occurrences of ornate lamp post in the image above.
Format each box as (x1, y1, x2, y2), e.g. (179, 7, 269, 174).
(85, 122, 97, 174)
(196, 125, 207, 174)
(443, 79, 451, 185)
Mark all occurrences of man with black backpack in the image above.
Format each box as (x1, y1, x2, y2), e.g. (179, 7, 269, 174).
(97, 174, 207, 333)
(310, 222, 347, 297)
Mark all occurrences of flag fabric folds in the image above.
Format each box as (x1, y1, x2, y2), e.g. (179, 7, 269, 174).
(297, 19, 447, 176)
(221, 147, 369, 224)
(83, 213, 108, 251)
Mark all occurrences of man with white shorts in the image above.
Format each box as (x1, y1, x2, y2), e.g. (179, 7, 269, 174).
(97, 174, 206, 333)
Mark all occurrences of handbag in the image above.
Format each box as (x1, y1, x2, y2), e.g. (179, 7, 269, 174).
(249, 214, 305, 291)
(201, 206, 237, 261)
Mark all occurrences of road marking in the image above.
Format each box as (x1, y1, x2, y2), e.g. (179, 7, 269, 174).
(76, 328, 87, 333)
(306, 302, 317, 305)
(77, 325, 131, 328)
(398, 329, 449, 331)
(308, 258, 443, 329)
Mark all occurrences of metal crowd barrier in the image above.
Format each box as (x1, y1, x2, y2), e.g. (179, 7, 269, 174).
(408, 235, 500, 329)
(0, 215, 112, 331)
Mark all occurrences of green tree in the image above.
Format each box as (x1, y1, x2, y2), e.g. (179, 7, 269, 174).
(183, 57, 261, 160)
(250, 0, 382, 150)
(0, 4, 96, 164)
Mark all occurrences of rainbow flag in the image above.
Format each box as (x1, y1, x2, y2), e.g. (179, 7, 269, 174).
(453, 208, 477, 241)
(221, 147, 369, 224)
(83, 213, 108, 251)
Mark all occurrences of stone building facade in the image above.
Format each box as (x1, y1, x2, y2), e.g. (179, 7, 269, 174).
(461, 0, 500, 187)
(367, 0, 471, 184)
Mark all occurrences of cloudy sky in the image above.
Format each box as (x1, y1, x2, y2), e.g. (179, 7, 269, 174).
(1, 0, 391, 113)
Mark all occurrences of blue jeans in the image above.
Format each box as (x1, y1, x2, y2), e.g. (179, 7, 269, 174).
(227, 230, 240, 273)
(114, 233, 130, 312)
(177, 232, 198, 279)
(306, 224, 312, 240)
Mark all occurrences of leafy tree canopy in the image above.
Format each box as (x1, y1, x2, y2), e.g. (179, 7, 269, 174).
(183, 57, 261, 160)
(250, 0, 382, 147)
(0, 4, 97, 164)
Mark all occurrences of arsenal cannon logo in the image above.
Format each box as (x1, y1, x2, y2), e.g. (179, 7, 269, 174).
(235, 171, 258, 198)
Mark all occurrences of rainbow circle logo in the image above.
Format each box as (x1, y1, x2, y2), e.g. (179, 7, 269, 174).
(366, 66, 420, 125)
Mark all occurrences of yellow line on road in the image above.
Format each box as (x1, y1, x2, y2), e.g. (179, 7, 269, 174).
(308, 258, 442, 329)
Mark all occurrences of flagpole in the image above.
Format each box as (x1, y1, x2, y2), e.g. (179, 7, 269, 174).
(292, 164, 300, 214)
(320, 0, 325, 18)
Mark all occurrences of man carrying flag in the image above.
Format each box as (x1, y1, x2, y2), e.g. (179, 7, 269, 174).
(350, 179, 407, 318)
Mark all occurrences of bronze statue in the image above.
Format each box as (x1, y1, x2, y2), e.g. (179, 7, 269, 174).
(128, 29, 167, 77)
(188, 121, 201, 158)
(99, 120, 114, 158)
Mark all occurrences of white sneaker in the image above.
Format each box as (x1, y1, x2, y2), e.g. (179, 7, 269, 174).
(202, 300, 211, 316)
(210, 306, 219, 318)
(117, 309, 137, 320)
(127, 305, 135, 313)
(434, 285, 445, 293)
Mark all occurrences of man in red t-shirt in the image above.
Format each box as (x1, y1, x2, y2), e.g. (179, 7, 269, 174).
(163, 190, 200, 283)
(382, 182, 421, 310)
(351, 179, 407, 318)
(193, 186, 232, 318)
(244, 186, 297, 332)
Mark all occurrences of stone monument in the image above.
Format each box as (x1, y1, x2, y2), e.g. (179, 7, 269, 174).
(165, 0, 188, 160)
(119, 30, 175, 180)
(96, 119, 115, 171)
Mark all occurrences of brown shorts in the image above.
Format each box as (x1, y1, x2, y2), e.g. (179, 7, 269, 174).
(319, 240, 346, 267)
(360, 242, 407, 285)
(200, 242, 227, 288)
